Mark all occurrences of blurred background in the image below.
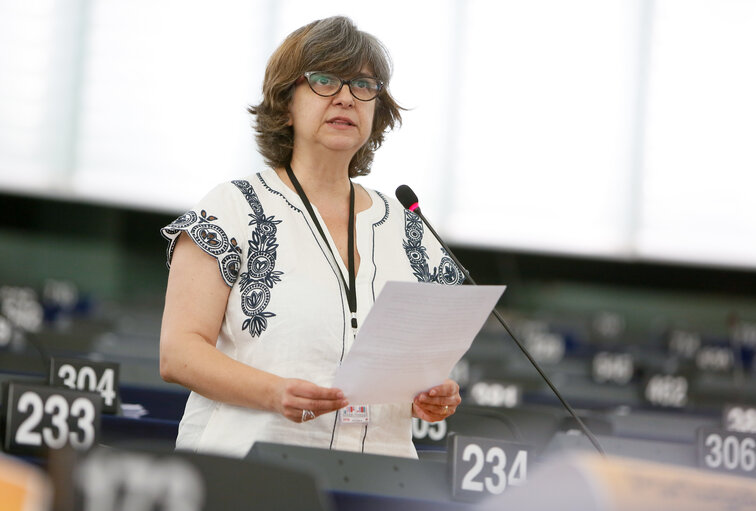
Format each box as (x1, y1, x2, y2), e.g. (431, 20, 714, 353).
(1, 0, 755, 420)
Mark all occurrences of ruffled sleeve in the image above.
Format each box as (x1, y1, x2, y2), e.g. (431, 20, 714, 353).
(160, 183, 245, 287)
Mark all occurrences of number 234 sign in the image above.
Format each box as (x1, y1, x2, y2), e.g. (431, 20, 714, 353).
(448, 434, 532, 502)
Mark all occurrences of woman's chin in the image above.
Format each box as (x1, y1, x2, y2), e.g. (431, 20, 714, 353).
(319, 137, 368, 155)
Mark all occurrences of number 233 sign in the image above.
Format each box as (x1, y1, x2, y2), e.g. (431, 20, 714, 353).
(3, 382, 102, 456)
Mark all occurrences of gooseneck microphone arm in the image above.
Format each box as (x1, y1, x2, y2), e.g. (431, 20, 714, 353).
(395, 185, 606, 457)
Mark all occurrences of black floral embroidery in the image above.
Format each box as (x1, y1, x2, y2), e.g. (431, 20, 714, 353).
(163, 209, 242, 286)
(170, 210, 198, 229)
(402, 209, 463, 285)
(436, 256, 464, 285)
(233, 180, 284, 338)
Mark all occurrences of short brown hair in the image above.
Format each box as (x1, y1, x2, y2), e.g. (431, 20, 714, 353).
(249, 16, 403, 177)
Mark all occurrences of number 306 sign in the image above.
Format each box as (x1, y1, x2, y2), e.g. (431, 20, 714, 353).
(698, 428, 756, 477)
(448, 434, 532, 502)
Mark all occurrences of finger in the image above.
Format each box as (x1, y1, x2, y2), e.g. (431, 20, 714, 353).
(412, 403, 445, 423)
(295, 408, 315, 423)
(291, 381, 345, 401)
(280, 392, 346, 420)
(414, 392, 462, 407)
(426, 379, 459, 398)
(414, 391, 459, 410)
(420, 402, 457, 414)
(283, 407, 309, 423)
(284, 399, 347, 424)
(415, 395, 459, 407)
(283, 381, 346, 407)
(416, 401, 458, 422)
(298, 396, 349, 414)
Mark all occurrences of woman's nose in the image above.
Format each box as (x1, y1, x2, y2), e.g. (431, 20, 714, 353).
(332, 84, 355, 107)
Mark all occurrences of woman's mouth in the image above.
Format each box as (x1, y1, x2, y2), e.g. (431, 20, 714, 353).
(327, 117, 356, 127)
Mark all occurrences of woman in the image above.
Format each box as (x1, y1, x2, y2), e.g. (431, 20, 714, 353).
(159, 16, 463, 459)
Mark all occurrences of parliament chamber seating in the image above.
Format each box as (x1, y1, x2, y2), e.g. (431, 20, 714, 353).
(1, 278, 754, 509)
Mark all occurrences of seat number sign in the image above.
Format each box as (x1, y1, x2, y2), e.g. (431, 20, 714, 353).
(698, 428, 756, 477)
(74, 448, 205, 511)
(448, 434, 531, 502)
(469, 381, 521, 408)
(412, 417, 447, 443)
(3, 382, 102, 456)
(723, 404, 756, 433)
(49, 357, 120, 414)
(643, 374, 688, 408)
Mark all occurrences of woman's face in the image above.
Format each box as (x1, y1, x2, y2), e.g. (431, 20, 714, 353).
(288, 66, 376, 160)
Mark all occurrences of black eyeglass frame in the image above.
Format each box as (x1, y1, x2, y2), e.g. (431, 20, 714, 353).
(303, 71, 384, 102)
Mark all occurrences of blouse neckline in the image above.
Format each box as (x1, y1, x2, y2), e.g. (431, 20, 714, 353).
(261, 168, 385, 225)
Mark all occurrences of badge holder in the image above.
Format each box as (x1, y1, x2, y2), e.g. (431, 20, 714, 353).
(340, 404, 370, 424)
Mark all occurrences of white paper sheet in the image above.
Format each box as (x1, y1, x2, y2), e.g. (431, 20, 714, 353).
(332, 281, 506, 404)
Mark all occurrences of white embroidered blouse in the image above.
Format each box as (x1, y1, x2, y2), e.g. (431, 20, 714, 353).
(161, 168, 463, 459)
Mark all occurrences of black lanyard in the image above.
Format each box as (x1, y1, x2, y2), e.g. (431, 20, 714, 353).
(285, 163, 358, 331)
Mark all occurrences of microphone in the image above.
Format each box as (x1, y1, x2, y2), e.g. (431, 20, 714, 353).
(395, 185, 420, 213)
(395, 184, 606, 456)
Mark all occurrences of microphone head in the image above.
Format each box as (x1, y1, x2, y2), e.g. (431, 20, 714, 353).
(395, 185, 419, 211)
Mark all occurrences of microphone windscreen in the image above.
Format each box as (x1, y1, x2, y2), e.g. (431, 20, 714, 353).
(395, 185, 419, 210)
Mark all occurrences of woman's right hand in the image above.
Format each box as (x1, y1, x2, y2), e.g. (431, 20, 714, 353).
(274, 378, 349, 423)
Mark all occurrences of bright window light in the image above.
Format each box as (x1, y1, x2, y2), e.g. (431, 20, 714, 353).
(72, 0, 269, 211)
(1, 0, 755, 270)
(0, 0, 85, 189)
(638, 0, 756, 268)
(448, 0, 641, 258)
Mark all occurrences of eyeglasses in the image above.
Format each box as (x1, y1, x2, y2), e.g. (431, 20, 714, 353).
(303, 71, 383, 102)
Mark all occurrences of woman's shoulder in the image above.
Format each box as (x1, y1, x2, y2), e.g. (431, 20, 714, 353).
(217, 169, 273, 190)
(356, 185, 419, 231)
(368, 186, 416, 217)
(200, 169, 277, 201)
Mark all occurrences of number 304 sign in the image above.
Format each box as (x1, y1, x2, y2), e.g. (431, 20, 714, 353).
(49, 357, 120, 414)
(2, 382, 102, 456)
(448, 434, 532, 502)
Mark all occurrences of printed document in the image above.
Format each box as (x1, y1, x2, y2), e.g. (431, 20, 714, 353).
(333, 281, 505, 404)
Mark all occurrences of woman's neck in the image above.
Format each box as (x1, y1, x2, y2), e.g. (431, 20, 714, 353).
(285, 152, 352, 201)
(277, 151, 373, 216)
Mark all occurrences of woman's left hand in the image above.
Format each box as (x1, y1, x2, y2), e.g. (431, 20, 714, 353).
(412, 378, 461, 423)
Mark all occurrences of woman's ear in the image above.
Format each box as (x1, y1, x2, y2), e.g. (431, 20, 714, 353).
(286, 104, 293, 126)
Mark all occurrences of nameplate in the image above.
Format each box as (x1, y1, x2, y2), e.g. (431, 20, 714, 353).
(469, 380, 521, 408)
(448, 433, 532, 502)
(667, 329, 701, 359)
(412, 417, 448, 444)
(2, 381, 102, 456)
(48, 357, 120, 414)
(64, 446, 331, 511)
(643, 374, 689, 408)
(592, 351, 634, 385)
(723, 404, 756, 433)
(525, 330, 565, 364)
(694, 345, 734, 373)
(697, 428, 755, 478)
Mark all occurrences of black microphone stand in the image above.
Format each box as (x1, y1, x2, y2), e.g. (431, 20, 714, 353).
(406, 200, 606, 457)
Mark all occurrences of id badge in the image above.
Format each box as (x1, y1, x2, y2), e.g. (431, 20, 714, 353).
(340, 404, 369, 424)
